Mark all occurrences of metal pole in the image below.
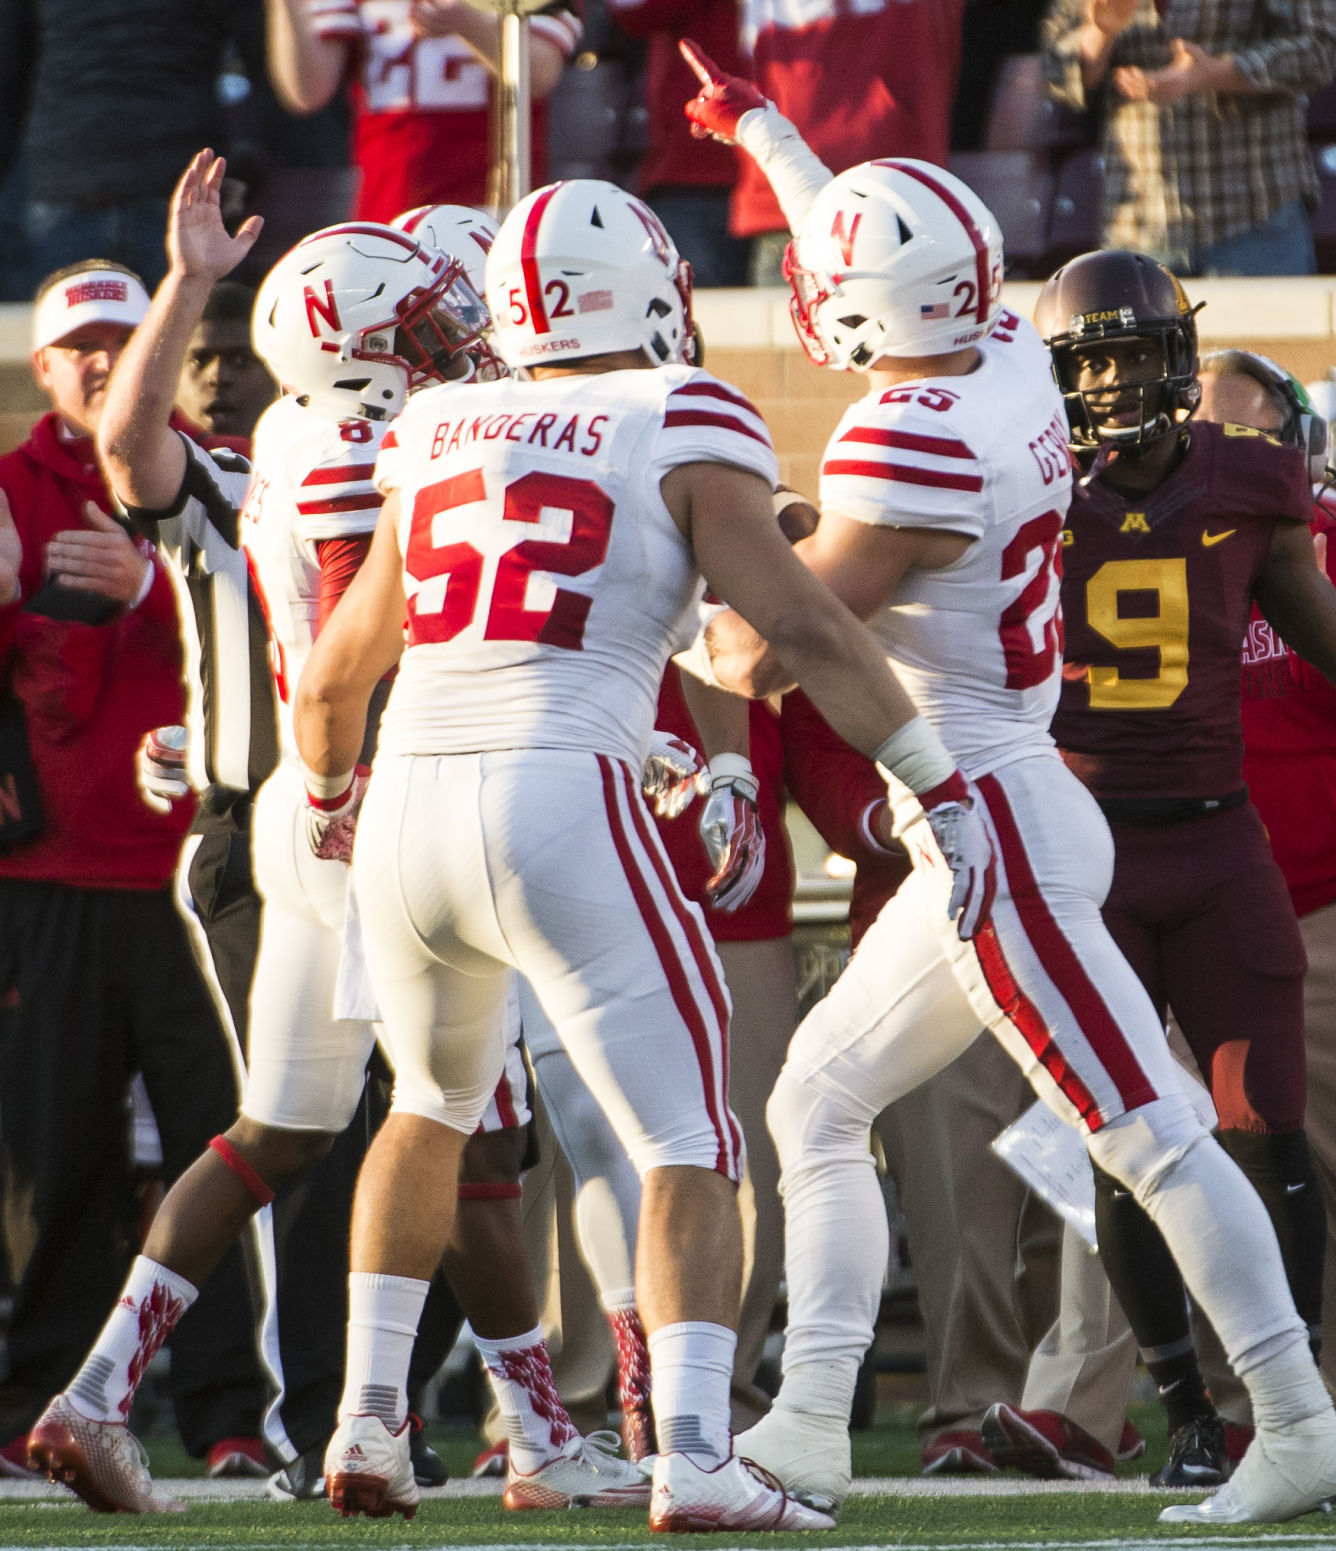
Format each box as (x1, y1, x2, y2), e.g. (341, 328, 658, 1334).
(497, 5, 532, 212)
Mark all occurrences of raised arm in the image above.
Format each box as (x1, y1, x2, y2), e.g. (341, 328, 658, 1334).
(264, 0, 351, 114)
(409, 0, 572, 96)
(679, 40, 832, 234)
(98, 151, 262, 512)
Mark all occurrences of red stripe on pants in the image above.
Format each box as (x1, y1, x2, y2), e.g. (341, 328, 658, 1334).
(974, 771, 1158, 1127)
(597, 756, 733, 1175)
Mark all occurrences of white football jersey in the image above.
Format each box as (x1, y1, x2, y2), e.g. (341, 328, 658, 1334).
(242, 395, 387, 757)
(819, 312, 1073, 777)
(375, 365, 779, 764)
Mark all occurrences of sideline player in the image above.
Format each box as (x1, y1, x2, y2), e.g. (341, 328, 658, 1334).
(294, 176, 996, 1530)
(679, 44, 1336, 1526)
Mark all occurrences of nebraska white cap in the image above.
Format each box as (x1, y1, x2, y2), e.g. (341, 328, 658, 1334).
(32, 266, 151, 352)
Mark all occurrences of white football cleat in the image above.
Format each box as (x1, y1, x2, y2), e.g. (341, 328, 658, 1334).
(1159, 1410, 1336, 1524)
(733, 1403, 851, 1513)
(649, 1450, 836, 1532)
(323, 1414, 420, 1520)
(27, 1393, 184, 1514)
(503, 1430, 651, 1509)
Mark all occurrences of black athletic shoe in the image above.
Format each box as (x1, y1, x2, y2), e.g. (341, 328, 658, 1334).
(1151, 1415, 1230, 1488)
(409, 1429, 448, 1488)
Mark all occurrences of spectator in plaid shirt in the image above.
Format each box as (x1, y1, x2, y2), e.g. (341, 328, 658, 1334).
(1042, 0, 1336, 275)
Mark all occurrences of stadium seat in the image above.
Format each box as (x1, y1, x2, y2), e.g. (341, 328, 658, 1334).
(547, 58, 645, 184)
(1046, 149, 1105, 268)
(948, 151, 1055, 278)
(1310, 80, 1336, 142)
(243, 167, 360, 281)
(984, 53, 1088, 154)
(1310, 144, 1336, 272)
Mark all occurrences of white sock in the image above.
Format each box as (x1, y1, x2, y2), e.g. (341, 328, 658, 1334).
(772, 1152, 885, 1420)
(337, 1272, 428, 1430)
(474, 1326, 578, 1474)
(648, 1321, 735, 1464)
(67, 1257, 197, 1423)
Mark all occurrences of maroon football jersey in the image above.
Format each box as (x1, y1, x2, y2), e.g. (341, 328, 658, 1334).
(1052, 420, 1311, 801)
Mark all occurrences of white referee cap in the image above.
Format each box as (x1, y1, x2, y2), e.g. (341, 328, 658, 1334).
(32, 265, 151, 351)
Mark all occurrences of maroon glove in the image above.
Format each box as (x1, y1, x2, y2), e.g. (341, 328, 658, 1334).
(680, 38, 768, 144)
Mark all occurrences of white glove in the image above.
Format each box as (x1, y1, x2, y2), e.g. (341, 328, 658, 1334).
(642, 731, 708, 819)
(699, 753, 766, 912)
(918, 770, 997, 940)
(304, 765, 371, 864)
(137, 725, 191, 814)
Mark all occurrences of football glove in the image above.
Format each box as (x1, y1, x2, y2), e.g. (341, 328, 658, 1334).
(642, 730, 707, 818)
(918, 770, 997, 941)
(680, 39, 768, 144)
(304, 765, 371, 864)
(699, 753, 766, 912)
(137, 725, 191, 814)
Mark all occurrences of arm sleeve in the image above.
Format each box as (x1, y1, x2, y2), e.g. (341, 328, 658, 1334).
(1232, 0, 1336, 94)
(1040, 0, 1097, 112)
(733, 103, 835, 234)
(530, 2, 582, 58)
(315, 532, 374, 632)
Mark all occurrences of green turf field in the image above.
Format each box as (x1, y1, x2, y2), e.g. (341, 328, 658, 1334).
(3, 1405, 1334, 1550)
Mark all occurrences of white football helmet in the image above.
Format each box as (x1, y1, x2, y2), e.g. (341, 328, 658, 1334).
(784, 159, 1004, 371)
(252, 222, 493, 419)
(392, 204, 499, 295)
(486, 180, 693, 372)
(391, 204, 506, 383)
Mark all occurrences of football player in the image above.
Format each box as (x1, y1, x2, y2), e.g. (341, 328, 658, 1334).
(679, 43, 1336, 1526)
(293, 175, 993, 1529)
(983, 262, 1336, 1497)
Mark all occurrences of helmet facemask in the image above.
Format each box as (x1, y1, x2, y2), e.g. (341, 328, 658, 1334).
(1052, 315, 1201, 451)
(390, 260, 503, 389)
(783, 242, 834, 368)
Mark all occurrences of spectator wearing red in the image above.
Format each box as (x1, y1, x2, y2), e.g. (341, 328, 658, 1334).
(265, 0, 581, 221)
(731, 0, 964, 281)
(605, 0, 748, 285)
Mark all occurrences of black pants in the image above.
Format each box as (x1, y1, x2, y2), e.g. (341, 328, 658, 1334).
(0, 879, 264, 1452)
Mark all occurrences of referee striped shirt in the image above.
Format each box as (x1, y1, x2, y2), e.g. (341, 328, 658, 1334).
(126, 434, 279, 800)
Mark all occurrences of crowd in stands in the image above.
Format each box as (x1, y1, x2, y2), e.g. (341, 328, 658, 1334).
(4, 0, 1335, 305)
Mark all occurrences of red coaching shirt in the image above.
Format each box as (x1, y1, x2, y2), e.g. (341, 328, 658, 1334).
(1241, 493, 1336, 917)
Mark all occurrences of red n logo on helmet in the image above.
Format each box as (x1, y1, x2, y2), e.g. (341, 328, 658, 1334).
(304, 280, 342, 338)
(831, 210, 862, 267)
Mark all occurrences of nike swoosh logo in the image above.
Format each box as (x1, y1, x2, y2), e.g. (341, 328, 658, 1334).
(1287, 1182, 1307, 1193)
(1202, 528, 1236, 547)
